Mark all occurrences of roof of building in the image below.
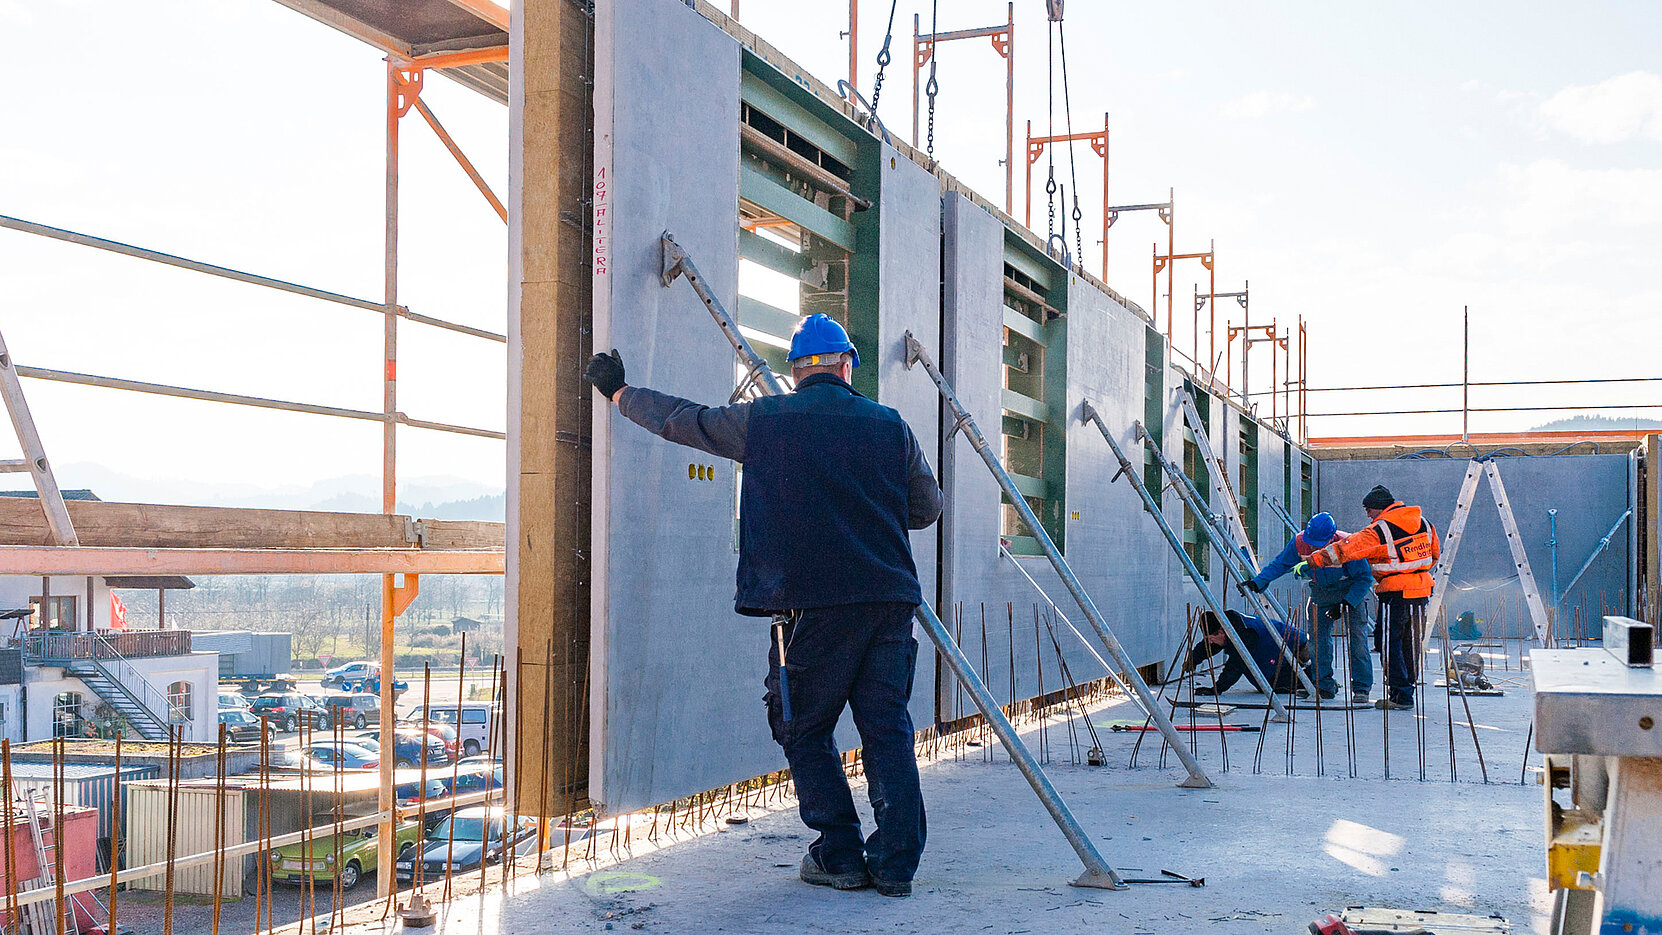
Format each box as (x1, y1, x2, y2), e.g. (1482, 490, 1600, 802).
(105, 576, 196, 590)
(271, 0, 509, 103)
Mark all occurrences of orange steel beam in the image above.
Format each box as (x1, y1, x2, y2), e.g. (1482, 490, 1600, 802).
(912, 5, 1014, 213)
(413, 99, 508, 222)
(0, 547, 503, 576)
(1024, 114, 1108, 278)
(842, 0, 857, 92)
(1153, 244, 1211, 364)
(399, 45, 510, 71)
(1297, 317, 1308, 443)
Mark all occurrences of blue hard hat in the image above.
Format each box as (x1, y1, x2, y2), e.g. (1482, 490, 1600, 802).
(1303, 512, 1337, 548)
(788, 313, 861, 368)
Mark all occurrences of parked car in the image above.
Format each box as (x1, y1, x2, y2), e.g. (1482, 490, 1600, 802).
(395, 807, 539, 881)
(394, 775, 449, 807)
(303, 741, 379, 771)
(335, 665, 408, 698)
(219, 691, 251, 711)
(445, 760, 503, 795)
(320, 661, 376, 691)
(398, 722, 460, 760)
(249, 693, 332, 732)
(362, 729, 449, 769)
(218, 707, 263, 744)
(270, 821, 422, 890)
(403, 703, 500, 758)
(322, 693, 381, 729)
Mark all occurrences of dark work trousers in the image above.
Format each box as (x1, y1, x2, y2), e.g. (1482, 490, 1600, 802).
(764, 601, 925, 884)
(1379, 593, 1428, 706)
(1313, 602, 1372, 695)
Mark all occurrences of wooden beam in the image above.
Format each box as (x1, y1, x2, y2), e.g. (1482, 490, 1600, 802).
(0, 498, 504, 551)
(0, 547, 502, 576)
(508, 0, 592, 819)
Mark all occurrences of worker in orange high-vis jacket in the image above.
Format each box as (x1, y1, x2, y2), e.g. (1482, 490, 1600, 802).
(1309, 485, 1440, 711)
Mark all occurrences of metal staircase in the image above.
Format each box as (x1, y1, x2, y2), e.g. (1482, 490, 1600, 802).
(65, 656, 173, 741)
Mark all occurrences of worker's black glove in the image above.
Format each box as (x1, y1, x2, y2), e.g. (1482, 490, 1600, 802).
(1243, 579, 1264, 594)
(584, 349, 627, 399)
(1193, 686, 1218, 696)
(1324, 605, 1345, 620)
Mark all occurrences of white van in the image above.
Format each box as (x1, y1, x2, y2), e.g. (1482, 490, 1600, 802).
(401, 702, 501, 758)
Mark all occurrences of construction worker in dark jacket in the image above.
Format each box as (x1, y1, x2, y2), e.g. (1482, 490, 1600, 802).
(1310, 485, 1440, 711)
(1245, 512, 1374, 702)
(1184, 609, 1312, 695)
(584, 313, 941, 898)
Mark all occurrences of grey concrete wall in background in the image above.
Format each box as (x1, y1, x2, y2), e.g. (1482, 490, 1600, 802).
(1318, 454, 1634, 638)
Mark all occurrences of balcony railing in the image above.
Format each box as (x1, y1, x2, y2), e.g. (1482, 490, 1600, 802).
(20, 629, 193, 661)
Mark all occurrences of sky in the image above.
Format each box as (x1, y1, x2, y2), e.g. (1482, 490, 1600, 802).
(2, 0, 1660, 501)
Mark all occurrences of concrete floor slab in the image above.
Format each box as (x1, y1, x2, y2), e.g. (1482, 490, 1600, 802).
(341, 649, 1548, 935)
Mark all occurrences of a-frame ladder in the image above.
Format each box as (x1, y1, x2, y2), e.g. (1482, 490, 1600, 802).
(1420, 460, 1552, 663)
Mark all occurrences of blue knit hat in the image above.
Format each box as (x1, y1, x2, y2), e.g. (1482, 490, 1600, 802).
(1303, 512, 1337, 548)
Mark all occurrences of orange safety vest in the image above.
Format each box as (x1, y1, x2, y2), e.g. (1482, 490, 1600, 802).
(1367, 503, 1439, 598)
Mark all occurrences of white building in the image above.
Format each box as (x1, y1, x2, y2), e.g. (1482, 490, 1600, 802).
(0, 571, 218, 743)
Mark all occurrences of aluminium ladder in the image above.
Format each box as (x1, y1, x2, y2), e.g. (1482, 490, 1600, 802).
(1170, 392, 1320, 697)
(0, 329, 78, 547)
(18, 791, 75, 935)
(1082, 403, 1295, 721)
(1420, 459, 1552, 665)
(1140, 417, 1321, 698)
(659, 232, 1129, 888)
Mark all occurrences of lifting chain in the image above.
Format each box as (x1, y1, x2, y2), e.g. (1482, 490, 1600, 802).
(925, 0, 939, 159)
(868, 0, 898, 115)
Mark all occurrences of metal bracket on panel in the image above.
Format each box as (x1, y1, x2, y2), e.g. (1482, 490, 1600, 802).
(834, 80, 892, 145)
(407, 517, 424, 547)
(661, 230, 690, 287)
(902, 331, 923, 370)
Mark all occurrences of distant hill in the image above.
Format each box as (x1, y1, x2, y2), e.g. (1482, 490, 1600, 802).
(1529, 415, 1662, 432)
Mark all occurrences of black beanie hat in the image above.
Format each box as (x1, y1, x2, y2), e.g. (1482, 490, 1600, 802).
(1362, 485, 1395, 510)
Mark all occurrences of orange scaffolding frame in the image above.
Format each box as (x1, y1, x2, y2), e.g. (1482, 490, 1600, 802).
(1023, 114, 1107, 278)
(912, 4, 1014, 213)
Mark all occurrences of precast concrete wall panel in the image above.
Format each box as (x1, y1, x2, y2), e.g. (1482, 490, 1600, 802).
(1318, 454, 1633, 636)
(1063, 275, 1174, 667)
(590, 0, 765, 813)
(876, 143, 943, 729)
(939, 196, 1086, 710)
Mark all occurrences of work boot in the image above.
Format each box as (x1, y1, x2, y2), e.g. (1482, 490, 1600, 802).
(1374, 697, 1412, 711)
(1318, 689, 1337, 701)
(799, 853, 871, 891)
(1350, 691, 1370, 705)
(872, 877, 912, 898)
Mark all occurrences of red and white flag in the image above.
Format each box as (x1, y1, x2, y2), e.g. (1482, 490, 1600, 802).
(110, 592, 128, 631)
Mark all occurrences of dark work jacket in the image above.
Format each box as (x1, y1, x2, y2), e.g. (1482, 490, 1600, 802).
(738, 375, 928, 614)
(1186, 611, 1311, 693)
(617, 372, 941, 616)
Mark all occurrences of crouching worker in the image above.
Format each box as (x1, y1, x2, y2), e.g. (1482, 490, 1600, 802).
(583, 313, 942, 898)
(1185, 609, 1312, 697)
(1244, 511, 1374, 703)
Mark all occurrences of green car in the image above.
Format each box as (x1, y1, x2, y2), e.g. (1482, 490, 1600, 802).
(270, 821, 423, 890)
